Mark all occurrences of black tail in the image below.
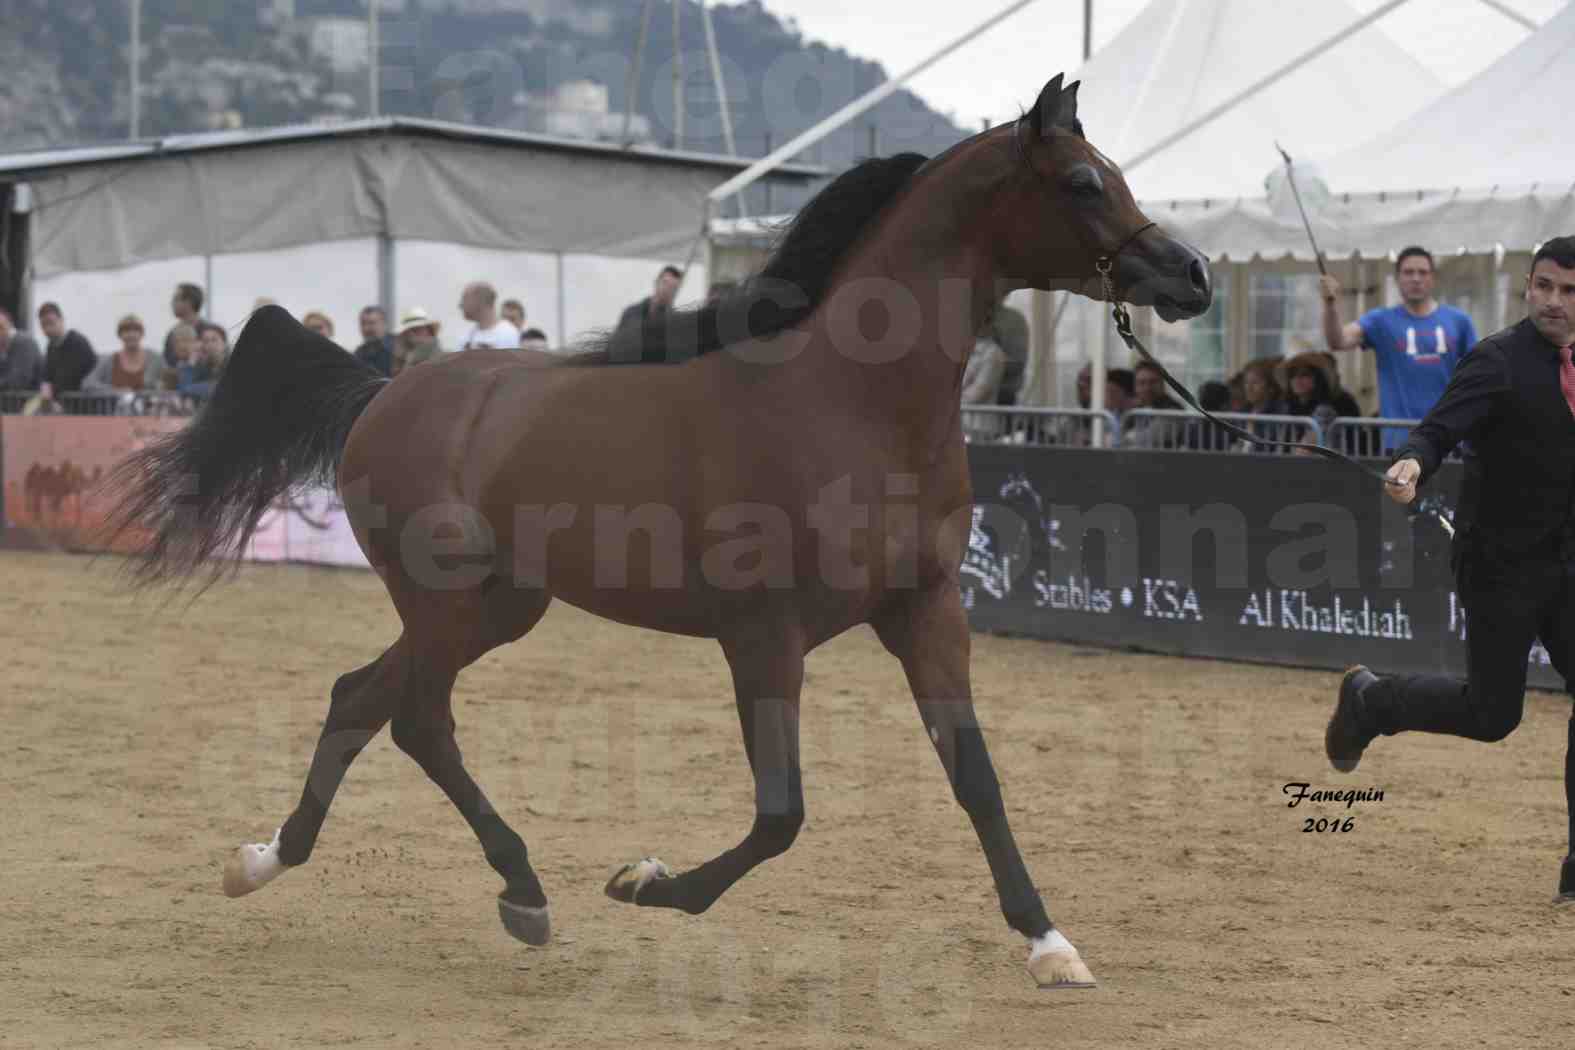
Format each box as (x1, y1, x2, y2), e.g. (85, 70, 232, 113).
(101, 305, 388, 589)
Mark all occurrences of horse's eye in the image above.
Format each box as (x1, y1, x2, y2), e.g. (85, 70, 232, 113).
(1064, 167, 1103, 199)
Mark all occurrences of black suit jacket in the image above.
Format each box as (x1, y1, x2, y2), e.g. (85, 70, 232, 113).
(1398, 317, 1575, 552)
(44, 329, 98, 393)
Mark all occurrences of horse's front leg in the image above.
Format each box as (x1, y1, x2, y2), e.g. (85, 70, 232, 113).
(873, 582, 1096, 989)
(605, 622, 805, 916)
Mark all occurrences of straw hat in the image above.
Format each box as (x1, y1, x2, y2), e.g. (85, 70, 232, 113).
(396, 307, 441, 335)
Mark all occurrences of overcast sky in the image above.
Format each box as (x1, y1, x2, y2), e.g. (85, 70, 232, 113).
(755, 0, 1565, 131)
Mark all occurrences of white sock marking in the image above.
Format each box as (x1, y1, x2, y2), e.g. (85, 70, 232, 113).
(1029, 928, 1077, 961)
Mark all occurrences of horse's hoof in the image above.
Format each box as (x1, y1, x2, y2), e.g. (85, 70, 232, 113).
(1027, 950, 1097, 989)
(498, 896, 551, 946)
(221, 829, 284, 898)
(604, 856, 671, 904)
(1553, 892, 1575, 907)
(1026, 930, 1097, 989)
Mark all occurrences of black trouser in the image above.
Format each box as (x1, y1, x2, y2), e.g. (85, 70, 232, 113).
(1366, 535, 1575, 855)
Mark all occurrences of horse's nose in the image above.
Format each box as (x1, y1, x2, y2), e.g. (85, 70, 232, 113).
(1186, 252, 1212, 305)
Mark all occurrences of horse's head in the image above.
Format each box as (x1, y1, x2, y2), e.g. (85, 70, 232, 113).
(995, 74, 1212, 322)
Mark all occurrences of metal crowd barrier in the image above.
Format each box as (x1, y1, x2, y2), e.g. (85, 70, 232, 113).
(961, 405, 1425, 456)
(0, 390, 198, 416)
(961, 406, 1124, 447)
(1322, 417, 1425, 458)
(1120, 408, 1322, 453)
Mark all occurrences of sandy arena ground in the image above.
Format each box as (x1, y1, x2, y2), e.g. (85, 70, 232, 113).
(1, 549, 1572, 1049)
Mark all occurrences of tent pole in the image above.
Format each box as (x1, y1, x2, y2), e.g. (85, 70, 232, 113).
(556, 251, 566, 350)
(130, 0, 141, 138)
(621, 0, 655, 148)
(1091, 299, 1107, 447)
(369, 0, 380, 118)
(672, 0, 684, 151)
(700, 0, 746, 217)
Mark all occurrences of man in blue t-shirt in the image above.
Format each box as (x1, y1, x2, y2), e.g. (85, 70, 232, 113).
(1321, 246, 1479, 452)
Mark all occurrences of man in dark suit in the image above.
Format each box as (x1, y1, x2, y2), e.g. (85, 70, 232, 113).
(616, 265, 682, 333)
(1325, 235, 1575, 904)
(36, 301, 97, 402)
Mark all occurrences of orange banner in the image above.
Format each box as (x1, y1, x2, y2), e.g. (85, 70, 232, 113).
(1, 415, 187, 552)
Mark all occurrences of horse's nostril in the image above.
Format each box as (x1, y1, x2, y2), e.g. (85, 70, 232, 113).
(1189, 258, 1211, 297)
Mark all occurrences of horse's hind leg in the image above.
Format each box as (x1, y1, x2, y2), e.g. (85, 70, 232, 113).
(221, 637, 406, 897)
(389, 584, 555, 944)
(872, 582, 1096, 990)
(606, 623, 805, 916)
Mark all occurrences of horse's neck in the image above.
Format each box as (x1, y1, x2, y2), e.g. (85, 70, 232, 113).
(801, 188, 1007, 460)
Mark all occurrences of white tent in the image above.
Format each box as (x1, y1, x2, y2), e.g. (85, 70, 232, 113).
(1321, 1, 1575, 196)
(1071, 0, 1443, 203)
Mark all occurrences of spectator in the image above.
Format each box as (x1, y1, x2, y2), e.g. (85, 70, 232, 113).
(1105, 367, 1136, 424)
(1321, 246, 1478, 451)
(0, 307, 43, 390)
(961, 335, 1007, 404)
(159, 322, 197, 392)
(1315, 350, 1363, 417)
(394, 307, 444, 375)
(1227, 373, 1247, 412)
(1123, 360, 1185, 448)
(617, 265, 683, 335)
(458, 282, 520, 350)
(1240, 359, 1284, 414)
(302, 311, 337, 344)
(84, 314, 162, 393)
(1046, 362, 1130, 446)
(1186, 380, 1235, 451)
(519, 327, 550, 352)
(162, 282, 205, 367)
(1277, 351, 1351, 416)
(989, 303, 1030, 405)
(1237, 358, 1290, 450)
(1309, 348, 1370, 453)
(178, 321, 228, 399)
(37, 302, 97, 401)
(354, 305, 394, 377)
(960, 332, 1007, 442)
(501, 298, 527, 331)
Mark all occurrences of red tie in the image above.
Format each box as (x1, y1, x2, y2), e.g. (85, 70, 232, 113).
(1563, 347, 1575, 419)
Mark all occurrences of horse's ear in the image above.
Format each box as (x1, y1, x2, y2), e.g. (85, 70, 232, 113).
(1035, 77, 1081, 138)
(1028, 73, 1066, 136)
(1057, 80, 1082, 133)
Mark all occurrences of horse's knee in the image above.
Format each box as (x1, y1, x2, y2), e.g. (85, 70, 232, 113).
(951, 727, 1005, 820)
(752, 809, 804, 859)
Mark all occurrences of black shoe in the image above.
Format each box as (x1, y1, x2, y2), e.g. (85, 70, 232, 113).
(1326, 665, 1379, 773)
(1558, 855, 1575, 905)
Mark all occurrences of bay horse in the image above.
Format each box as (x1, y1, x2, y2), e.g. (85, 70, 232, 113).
(104, 73, 1210, 989)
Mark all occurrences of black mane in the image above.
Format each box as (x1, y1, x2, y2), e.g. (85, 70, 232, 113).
(589, 151, 931, 364)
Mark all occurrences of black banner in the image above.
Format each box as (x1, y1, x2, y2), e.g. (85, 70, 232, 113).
(963, 447, 1563, 691)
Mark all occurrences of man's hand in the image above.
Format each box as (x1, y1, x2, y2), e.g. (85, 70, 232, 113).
(1385, 457, 1421, 504)
(1319, 274, 1342, 304)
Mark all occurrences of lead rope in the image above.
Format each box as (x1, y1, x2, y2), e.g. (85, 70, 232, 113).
(1093, 259, 1454, 538)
